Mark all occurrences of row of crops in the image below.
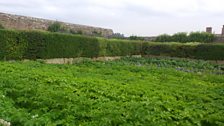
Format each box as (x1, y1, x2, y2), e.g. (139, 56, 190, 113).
(0, 57, 224, 125)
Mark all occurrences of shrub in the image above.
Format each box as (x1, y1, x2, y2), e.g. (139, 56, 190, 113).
(92, 30, 102, 37)
(77, 30, 83, 35)
(172, 32, 188, 43)
(70, 29, 83, 35)
(155, 32, 215, 43)
(188, 32, 215, 43)
(109, 33, 125, 39)
(0, 23, 4, 29)
(129, 36, 144, 41)
(47, 22, 63, 32)
(154, 34, 173, 42)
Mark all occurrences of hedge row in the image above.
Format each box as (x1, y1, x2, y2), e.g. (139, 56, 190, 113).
(142, 43, 224, 60)
(0, 30, 141, 60)
(0, 29, 224, 60)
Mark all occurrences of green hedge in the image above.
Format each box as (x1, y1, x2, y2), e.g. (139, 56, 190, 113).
(142, 43, 224, 60)
(0, 29, 224, 60)
(0, 29, 139, 60)
(0, 30, 27, 60)
(98, 39, 142, 56)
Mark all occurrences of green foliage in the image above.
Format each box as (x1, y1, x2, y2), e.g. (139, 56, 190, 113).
(0, 23, 4, 29)
(0, 58, 223, 125)
(142, 42, 224, 60)
(155, 34, 173, 42)
(43, 33, 100, 58)
(77, 30, 83, 35)
(47, 22, 63, 32)
(194, 44, 224, 60)
(92, 30, 102, 37)
(155, 32, 215, 43)
(129, 35, 144, 41)
(69, 29, 83, 35)
(0, 30, 27, 60)
(188, 32, 215, 43)
(0, 29, 223, 60)
(0, 29, 101, 59)
(120, 57, 224, 73)
(109, 33, 125, 39)
(0, 29, 141, 59)
(98, 39, 142, 56)
(172, 32, 188, 43)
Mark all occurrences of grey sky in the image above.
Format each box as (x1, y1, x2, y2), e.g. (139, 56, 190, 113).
(0, 0, 224, 36)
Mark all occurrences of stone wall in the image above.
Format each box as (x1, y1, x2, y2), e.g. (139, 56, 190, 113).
(0, 12, 113, 37)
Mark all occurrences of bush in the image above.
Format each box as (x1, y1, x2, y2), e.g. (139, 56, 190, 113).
(0, 23, 4, 29)
(92, 31, 102, 37)
(109, 33, 125, 39)
(188, 32, 215, 43)
(47, 22, 63, 32)
(129, 35, 144, 41)
(70, 29, 83, 35)
(154, 34, 173, 42)
(172, 32, 188, 43)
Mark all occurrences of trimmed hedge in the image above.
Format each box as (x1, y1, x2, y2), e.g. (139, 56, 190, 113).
(142, 43, 224, 60)
(0, 29, 139, 60)
(98, 39, 142, 56)
(0, 30, 27, 60)
(0, 29, 224, 60)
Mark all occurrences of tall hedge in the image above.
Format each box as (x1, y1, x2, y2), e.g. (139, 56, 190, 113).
(0, 30, 27, 60)
(0, 29, 224, 61)
(22, 31, 47, 59)
(98, 39, 142, 56)
(0, 29, 140, 60)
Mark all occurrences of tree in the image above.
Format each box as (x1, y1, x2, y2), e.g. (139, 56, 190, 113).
(0, 23, 4, 29)
(47, 22, 62, 32)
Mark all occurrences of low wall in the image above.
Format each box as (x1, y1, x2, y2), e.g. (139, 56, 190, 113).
(44, 57, 122, 64)
(39, 55, 142, 64)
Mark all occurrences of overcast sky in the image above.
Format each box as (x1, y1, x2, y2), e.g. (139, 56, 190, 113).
(0, 0, 224, 36)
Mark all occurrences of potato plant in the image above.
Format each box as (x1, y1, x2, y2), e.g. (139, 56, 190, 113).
(0, 58, 224, 125)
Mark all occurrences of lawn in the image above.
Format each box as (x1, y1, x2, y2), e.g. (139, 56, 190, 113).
(0, 57, 224, 126)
